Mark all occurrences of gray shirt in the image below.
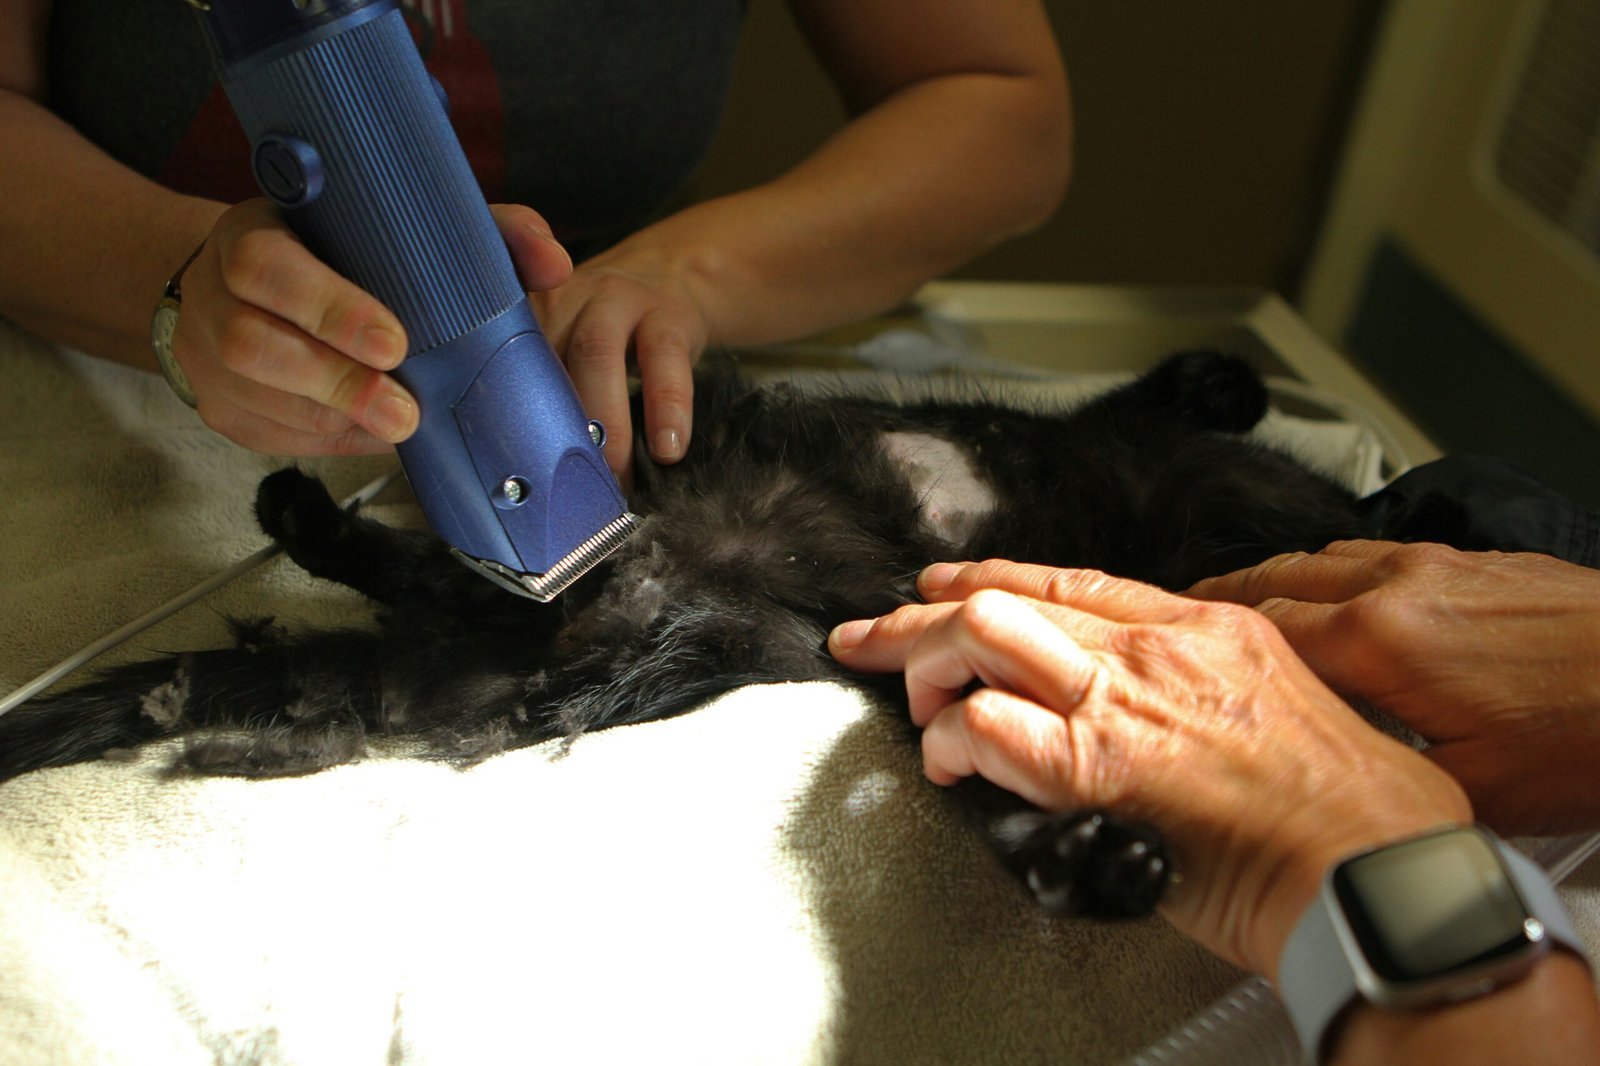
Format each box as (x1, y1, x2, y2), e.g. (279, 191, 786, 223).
(46, 0, 746, 261)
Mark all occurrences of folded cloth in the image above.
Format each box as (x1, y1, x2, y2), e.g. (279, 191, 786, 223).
(1363, 454, 1600, 567)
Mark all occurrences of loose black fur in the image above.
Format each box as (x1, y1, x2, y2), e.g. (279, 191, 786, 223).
(0, 352, 1385, 919)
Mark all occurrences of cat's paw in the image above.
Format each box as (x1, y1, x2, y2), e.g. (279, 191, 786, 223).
(255, 468, 344, 547)
(1146, 350, 1268, 433)
(992, 807, 1171, 920)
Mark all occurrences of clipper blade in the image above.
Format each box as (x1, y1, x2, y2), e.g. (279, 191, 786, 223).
(452, 512, 640, 602)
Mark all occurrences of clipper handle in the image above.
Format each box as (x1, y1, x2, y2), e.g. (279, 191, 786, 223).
(196, 0, 629, 583)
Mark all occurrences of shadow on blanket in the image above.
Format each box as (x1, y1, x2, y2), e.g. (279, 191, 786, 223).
(783, 710, 1242, 1063)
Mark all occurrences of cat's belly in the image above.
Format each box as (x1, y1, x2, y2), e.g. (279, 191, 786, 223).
(879, 431, 997, 548)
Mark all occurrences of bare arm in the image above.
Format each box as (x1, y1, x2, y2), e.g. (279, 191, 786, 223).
(5, 1, 1065, 470)
(537, 0, 1072, 474)
(1330, 952, 1600, 1066)
(0, 0, 568, 457)
(0, 0, 223, 370)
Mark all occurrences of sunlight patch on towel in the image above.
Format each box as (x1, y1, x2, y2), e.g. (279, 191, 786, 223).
(843, 769, 901, 816)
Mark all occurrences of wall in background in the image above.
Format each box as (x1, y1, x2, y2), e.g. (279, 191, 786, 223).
(682, 0, 1386, 295)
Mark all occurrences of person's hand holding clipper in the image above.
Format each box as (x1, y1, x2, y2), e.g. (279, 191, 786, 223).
(158, 197, 573, 458)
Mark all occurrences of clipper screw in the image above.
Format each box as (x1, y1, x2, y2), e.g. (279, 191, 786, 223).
(588, 421, 606, 447)
(500, 477, 527, 505)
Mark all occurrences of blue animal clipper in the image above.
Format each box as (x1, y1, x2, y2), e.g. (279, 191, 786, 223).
(193, 0, 636, 599)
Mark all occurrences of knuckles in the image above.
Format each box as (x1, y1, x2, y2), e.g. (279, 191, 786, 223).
(1043, 566, 1118, 606)
(643, 377, 692, 413)
(563, 328, 618, 373)
(955, 588, 1028, 639)
(215, 310, 276, 378)
(218, 227, 291, 300)
(1335, 591, 1422, 652)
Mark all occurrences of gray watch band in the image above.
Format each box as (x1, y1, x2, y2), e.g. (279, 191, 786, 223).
(1278, 832, 1587, 1063)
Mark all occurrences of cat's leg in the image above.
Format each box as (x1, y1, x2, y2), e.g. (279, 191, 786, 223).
(1091, 349, 1269, 434)
(0, 641, 365, 782)
(256, 468, 519, 618)
(0, 619, 557, 781)
(0, 609, 373, 782)
(952, 778, 1171, 920)
(0, 657, 202, 781)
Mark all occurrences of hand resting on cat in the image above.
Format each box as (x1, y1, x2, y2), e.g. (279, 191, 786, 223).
(829, 559, 1472, 977)
(1191, 543, 1600, 837)
(833, 549, 1600, 1065)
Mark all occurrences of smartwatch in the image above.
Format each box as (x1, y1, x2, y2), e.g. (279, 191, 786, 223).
(1277, 824, 1589, 1063)
(150, 241, 206, 408)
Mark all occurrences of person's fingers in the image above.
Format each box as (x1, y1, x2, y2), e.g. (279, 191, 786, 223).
(634, 309, 697, 464)
(561, 305, 635, 479)
(920, 560, 1193, 625)
(491, 203, 574, 293)
(1247, 598, 1356, 677)
(215, 208, 407, 372)
(196, 399, 393, 457)
(200, 302, 418, 444)
(202, 369, 361, 439)
(828, 601, 962, 672)
(919, 687, 1075, 806)
(900, 590, 1100, 727)
(1185, 549, 1386, 606)
(1317, 539, 1404, 560)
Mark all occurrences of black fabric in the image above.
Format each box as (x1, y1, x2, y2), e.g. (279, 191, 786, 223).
(1361, 455, 1600, 569)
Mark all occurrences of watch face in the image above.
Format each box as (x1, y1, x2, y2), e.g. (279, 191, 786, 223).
(1333, 828, 1535, 984)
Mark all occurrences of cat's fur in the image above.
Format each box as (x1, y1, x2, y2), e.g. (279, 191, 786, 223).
(0, 351, 1384, 919)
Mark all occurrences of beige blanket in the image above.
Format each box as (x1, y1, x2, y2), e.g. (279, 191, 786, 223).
(2, 320, 1594, 1064)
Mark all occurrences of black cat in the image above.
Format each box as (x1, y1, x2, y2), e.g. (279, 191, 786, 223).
(0, 351, 1381, 920)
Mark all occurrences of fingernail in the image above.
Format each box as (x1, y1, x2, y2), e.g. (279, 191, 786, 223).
(361, 323, 406, 368)
(829, 620, 871, 651)
(653, 426, 684, 462)
(370, 393, 417, 443)
(919, 563, 959, 594)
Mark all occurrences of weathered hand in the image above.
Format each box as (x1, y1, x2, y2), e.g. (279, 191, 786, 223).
(1190, 542, 1600, 835)
(830, 559, 1469, 977)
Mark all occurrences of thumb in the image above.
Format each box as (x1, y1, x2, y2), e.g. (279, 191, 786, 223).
(490, 204, 573, 293)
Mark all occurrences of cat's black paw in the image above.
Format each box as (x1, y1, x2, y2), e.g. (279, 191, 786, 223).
(992, 807, 1171, 920)
(256, 468, 348, 553)
(1144, 350, 1268, 434)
